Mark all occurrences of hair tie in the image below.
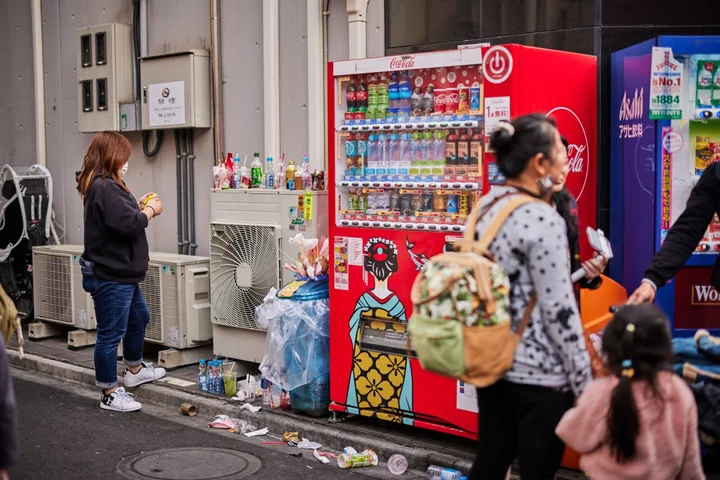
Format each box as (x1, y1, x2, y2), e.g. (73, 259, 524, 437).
(497, 122, 515, 136)
(621, 359, 635, 379)
(626, 324, 635, 333)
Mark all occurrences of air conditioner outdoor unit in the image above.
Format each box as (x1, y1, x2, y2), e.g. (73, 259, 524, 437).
(32, 245, 96, 330)
(140, 252, 211, 349)
(209, 189, 328, 363)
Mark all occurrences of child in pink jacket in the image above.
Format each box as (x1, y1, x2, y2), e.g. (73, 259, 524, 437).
(556, 304, 705, 480)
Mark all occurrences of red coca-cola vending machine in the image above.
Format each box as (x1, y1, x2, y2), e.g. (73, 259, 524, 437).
(328, 45, 597, 438)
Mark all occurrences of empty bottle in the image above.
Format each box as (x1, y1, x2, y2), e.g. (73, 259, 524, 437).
(426, 465, 462, 480)
(198, 359, 208, 392)
(232, 154, 241, 189)
(302, 154, 312, 189)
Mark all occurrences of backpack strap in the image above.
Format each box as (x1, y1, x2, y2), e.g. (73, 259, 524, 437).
(476, 195, 541, 251)
(515, 294, 536, 338)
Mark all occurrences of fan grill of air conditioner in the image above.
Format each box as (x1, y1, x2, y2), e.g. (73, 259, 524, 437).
(210, 223, 279, 330)
(33, 252, 73, 324)
(140, 264, 163, 342)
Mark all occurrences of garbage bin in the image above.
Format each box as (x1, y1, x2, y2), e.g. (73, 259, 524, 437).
(277, 278, 330, 417)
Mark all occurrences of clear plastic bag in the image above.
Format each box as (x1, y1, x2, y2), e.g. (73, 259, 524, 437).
(257, 289, 330, 392)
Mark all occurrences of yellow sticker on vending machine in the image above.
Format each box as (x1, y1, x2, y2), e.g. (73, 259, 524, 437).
(304, 191, 314, 221)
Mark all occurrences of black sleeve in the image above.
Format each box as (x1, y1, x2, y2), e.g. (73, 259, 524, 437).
(644, 162, 720, 288)
(100, 184, 149, 238)
(579, 276, 602, 290)
(0, 336, 19, 469)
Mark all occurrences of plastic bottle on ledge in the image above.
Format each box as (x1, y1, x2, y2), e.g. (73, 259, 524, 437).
(251, 153, 263, 188)
(276, 154, 286, 190)
(286, 161, 297, 190)
(265, 157, 275, 189)
(198, 359, 208, 392)
(302, 155, 312, 189)
(232, 154, 241, 189)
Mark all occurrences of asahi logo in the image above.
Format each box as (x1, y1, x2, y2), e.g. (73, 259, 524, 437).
(389, 56, 415, 70)
(619, 88, 643, 121)
(692, 285, 720, 305)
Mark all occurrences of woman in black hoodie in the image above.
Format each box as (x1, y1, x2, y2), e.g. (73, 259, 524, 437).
(551, 137, 606, 307)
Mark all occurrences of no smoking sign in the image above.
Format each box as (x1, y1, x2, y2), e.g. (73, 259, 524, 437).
(483, 46, 513, 84)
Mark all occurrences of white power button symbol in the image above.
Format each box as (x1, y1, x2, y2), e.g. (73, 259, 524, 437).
(483, 46, 513, 84)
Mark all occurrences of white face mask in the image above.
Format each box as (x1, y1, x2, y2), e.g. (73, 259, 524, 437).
(120, 162, 129, 177)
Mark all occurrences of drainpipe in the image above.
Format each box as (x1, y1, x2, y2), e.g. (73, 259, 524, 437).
(322, 1, 330, 171)
(346, 0, 369, 60)
(307, 0, 324, 171)
(210, 0, 223, 163)
(139, 0, 148, 56)
(263, 0, 280, 162)
(31, 0, 46, 166)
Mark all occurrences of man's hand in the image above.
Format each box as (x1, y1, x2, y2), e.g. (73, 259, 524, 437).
(582, 253, 607, 281)
(627, 282, 656, 305)
(1, 467, 9, 480)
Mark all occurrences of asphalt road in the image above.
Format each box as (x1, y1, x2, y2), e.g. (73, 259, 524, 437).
(6, 370, 381, 480)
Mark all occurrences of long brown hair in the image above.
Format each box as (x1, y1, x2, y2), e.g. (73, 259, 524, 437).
(77, 131, 131, 198)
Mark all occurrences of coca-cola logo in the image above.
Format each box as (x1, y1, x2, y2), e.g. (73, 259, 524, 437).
(692, 285, 720, 305)
(389, 56, 415, 70)
(546, 107, 590, 201)
(434, 92, 447, 106)
(446, 92, 458, 104)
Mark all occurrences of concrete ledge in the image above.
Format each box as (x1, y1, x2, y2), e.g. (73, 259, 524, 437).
(8, 350, 474, 474)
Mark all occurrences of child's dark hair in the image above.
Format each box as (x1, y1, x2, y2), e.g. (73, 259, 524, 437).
(601, 304, 673, 463)
(489, 113, 558, 179)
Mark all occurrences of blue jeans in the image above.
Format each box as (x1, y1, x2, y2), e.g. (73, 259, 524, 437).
(81, 260, 150, 388)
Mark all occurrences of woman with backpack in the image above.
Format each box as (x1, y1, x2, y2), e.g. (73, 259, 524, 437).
(468, 114, 592, 480)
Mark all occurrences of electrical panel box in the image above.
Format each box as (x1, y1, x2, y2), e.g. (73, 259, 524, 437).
(76, 23, 134, 133)
(140, 50, 211, 130)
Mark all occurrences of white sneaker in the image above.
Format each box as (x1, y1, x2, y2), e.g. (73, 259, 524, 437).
(124, 362, 167, 388)
(100, 387, 142, 412)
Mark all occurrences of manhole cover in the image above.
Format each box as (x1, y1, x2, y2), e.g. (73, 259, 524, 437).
(117, 447, 262, 480)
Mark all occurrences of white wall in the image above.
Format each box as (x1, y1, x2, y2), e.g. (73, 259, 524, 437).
(0, 0, 384, 256)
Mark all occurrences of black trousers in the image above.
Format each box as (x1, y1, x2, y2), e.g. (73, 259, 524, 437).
(468, 380, 575, 480)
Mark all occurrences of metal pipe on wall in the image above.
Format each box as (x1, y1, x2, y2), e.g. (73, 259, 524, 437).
(187, 129, 197, 255)
(346, 0, 369, 60)
(174, 130, 184, 255)
(31, 0, 46, 166)
(210, 0, 223, 163)
(263, 0, 281, 162)
(307, 0, 324, 171)
(180, 130, 190, 255)
(139, 0, 148, 56)
(323, 0, 330, 171)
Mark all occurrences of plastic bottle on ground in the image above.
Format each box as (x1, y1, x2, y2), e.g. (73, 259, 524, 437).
(198, 359, 208, 392)
(426, 465, 463, 479)
(387, 454, 408, 475)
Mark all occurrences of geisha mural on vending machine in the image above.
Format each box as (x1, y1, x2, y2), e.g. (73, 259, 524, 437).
(331, 230, 473, 434)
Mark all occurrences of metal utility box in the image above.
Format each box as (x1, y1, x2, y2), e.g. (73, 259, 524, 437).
(140, 50, 211, 130)
(76, 23, 134, 133)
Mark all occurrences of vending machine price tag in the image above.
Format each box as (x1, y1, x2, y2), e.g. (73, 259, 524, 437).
(399, 189, 423, 195)
(304, 191, 314, 221)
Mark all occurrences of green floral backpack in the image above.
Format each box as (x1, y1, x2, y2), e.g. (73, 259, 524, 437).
(408, 193, 538, 387)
